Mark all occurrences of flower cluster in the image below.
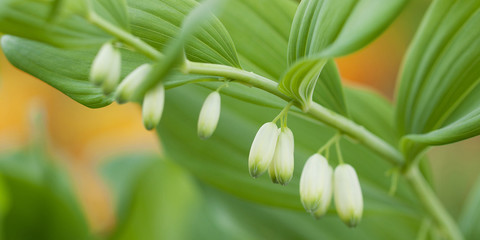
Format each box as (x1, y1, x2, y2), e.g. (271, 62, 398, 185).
(249, 113, 363, 226)
(248, 122, 295, 185)
(89, 42, 222, 136)
(299, 153, 363, 226)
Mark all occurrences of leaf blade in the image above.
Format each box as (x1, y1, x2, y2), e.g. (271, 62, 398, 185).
(395, 0, 480, 161)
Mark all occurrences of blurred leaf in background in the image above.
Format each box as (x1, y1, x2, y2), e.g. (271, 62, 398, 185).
(101, 152, 419, 240)
(0, 108, 90, 240)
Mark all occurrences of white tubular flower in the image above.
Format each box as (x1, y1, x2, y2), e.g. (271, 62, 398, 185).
(334, 164, 363, 227)
(269, 127, 294, 185)
(115, 64, 152, 104)
(197, 91, 221, 139)
(299, 154, 333, 215)
(142, 83, 165, 130)
(89, 42, 122, 94)
(248, 122, 279, 178)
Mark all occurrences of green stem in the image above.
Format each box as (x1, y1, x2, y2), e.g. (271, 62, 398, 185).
(317, 132, 340, 154)
(184, 60, 403, 166)
(87, 12, 163, 61)
(272, 102, 294, 124)
(405, 167, 464, 240)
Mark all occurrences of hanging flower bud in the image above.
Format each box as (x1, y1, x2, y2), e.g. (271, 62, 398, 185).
(269, 127, 294, 185)
(142, 83, 165, 130)
(300, 154, 333, 215)
(334, 164, 363, 227)
(89, 42, 122, 94)
(197, 91, 221, 139)
(115, 64, 152, 104)
(248, 122, 279, 178)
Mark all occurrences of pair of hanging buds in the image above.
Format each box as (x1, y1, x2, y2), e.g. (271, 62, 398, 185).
(299, 153, 363, 227)
(89, 42, 165, 130)
(248, 122, 295, 185)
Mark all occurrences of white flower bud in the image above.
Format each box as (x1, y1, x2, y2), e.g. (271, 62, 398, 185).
(197, 91, 221, 139)
(115, 64, 152, 104)
(269, 127, 294, 185)
(142, 83, 165, 130)
(89, 42, 122, 94)
(248, 122, 279, 178)
(334, 164, 363, 227)
(300, 154, 333, 215)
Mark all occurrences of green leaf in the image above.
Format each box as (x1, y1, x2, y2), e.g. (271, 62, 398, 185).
(287, 0, 407, 60)
(0, 36, 218, 108)
(395, 0, 480, 161)
(312, 60, 349, 117)
(281, 0, 405, 114)
(279, 58, 349, 114)
(1, 36, 115, 108)
(459, 175, 480, 240)
(102, 152, 422, 240)
(0, 0, 108, 48)
(92, 0, 130, 30)
(218, 0, 297, 80)
(101, 154, 202, 240)
(0, 149, 90, 240)
(127, 0, 240, 67)
(278, 58, 327, 111)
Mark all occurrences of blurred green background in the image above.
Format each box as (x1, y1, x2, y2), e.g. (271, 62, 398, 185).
(0, 0, 479, 239)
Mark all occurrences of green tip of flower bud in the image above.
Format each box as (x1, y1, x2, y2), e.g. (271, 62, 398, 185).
(142, 83, 165, 131)
(115, 64, 152, 104)
(300, 154, 333, 213)
(90, 42, 121, 93)
(334, 164, 363, 227)
(269, 127, 294, 185)
(268, 163, 278, 183)
(248, 122, 279, 178)
(197, 91, 221, 139)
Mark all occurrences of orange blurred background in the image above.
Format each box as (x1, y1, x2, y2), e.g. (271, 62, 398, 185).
(0, 0, 478, 233)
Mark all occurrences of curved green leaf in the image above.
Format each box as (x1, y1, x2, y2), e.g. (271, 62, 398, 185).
(279, 58, 348, 114)
(395, 0, 480, 161)
(281, 0, 405, 114)
(287, 0, 407, 60)
(279, 58, 327, 111)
